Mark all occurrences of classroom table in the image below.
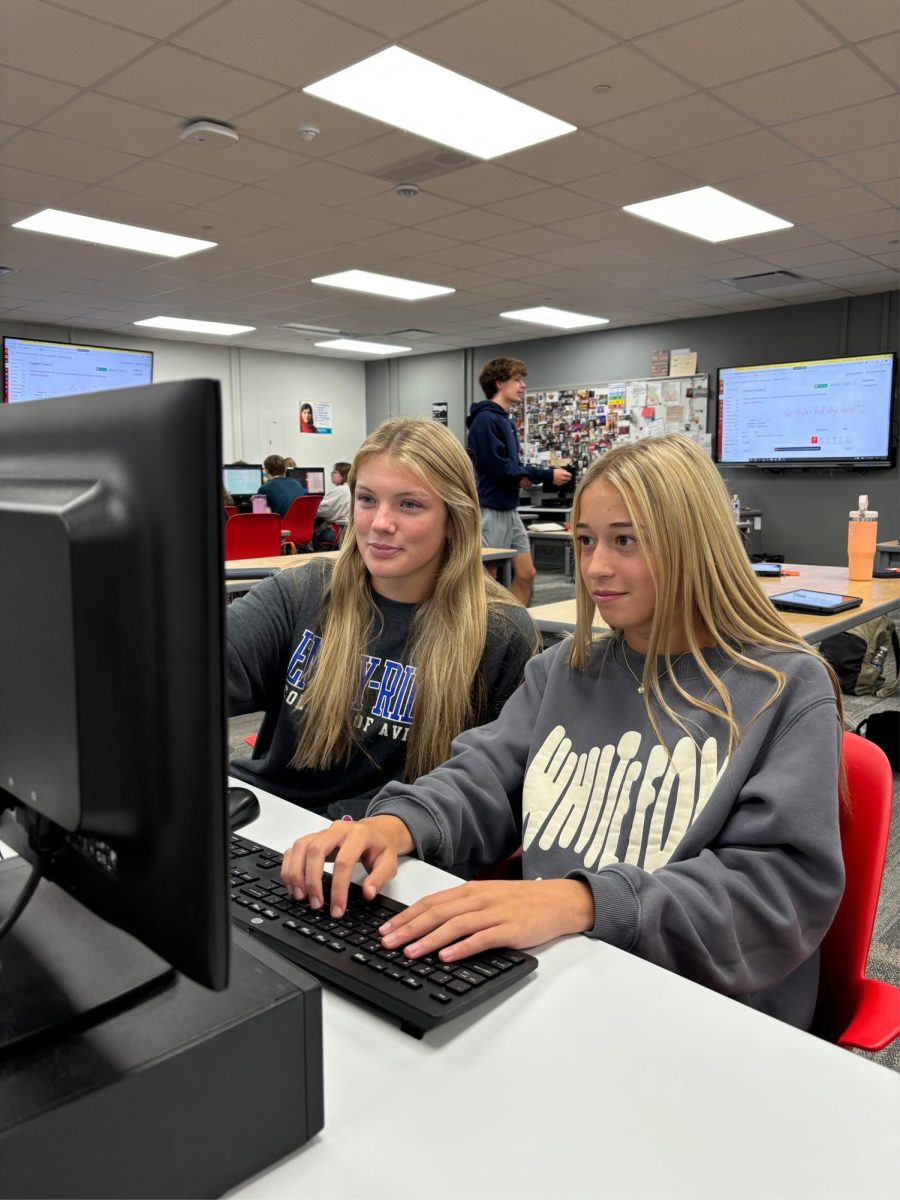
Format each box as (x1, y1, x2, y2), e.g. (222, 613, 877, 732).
(877, 539, 900, 566)
(227, 785, 900, 1200)
(225, 546, 517, 592)
(528, 563, 900, 643)
(526, 526, 574, 580)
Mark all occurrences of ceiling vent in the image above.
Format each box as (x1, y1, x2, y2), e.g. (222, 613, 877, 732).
(276, 322, 343, 335)
(384, 329, 435, 340)
(725, 270, 805, 292)
(371, 148, 476, 184)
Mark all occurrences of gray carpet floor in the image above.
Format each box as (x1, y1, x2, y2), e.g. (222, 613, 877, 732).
(229, 566, 900, 1072)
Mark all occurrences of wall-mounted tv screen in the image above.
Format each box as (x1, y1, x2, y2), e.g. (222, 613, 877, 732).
(287, 466, 326, 496)
(716, 352, 895, 469)
(3, 336, 153, 403)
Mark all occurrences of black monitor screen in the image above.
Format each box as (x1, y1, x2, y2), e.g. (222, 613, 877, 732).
(0, 380, 229, 992)
(716, 352, 895, 468)
(3, 336, 153, 402)
(287, 467, 326, 496)
(224, 463, 263, 496)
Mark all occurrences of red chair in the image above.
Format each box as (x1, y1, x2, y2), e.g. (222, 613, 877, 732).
(224, 513, 282, 560)
(282, 495, 322, 554)
(812, 730, 900, 1050)
(224, 505, 237, 520)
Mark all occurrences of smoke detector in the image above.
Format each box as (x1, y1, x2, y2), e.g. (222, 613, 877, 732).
(395, 183, 419, 199)
(296, 124, 320, 141)
(179, 119, 239, 149)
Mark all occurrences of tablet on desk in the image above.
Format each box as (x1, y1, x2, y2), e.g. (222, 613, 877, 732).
(770, 589, 863, 615)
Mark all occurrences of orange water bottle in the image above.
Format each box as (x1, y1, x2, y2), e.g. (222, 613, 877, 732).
(847, 494, 878, 581)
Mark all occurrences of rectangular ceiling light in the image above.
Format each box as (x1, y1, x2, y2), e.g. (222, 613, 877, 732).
(12, 209, 216, 258)
(304, 46, 576, 160)
(312, 269, 453, 301)
(500, 306, 610, 330)
(623, 187, 792, 243)
(315, 339, 412, 355)
(135, 317, 254, 336)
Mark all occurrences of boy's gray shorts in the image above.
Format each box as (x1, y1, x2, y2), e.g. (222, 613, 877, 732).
(480, 507, 531, 555)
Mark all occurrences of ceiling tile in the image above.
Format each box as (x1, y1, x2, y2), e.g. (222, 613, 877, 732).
(825, 142, 900, 184)
(776, 95, 900, 156)
(51, 0, 229, 37)
(64, 185, 186, 224)
(634, 0, 841, 87)
(404, 0, 614, 87)
(764, 243, 859, 268)
(157, 139, 304, 185)
(37, 94, 183, 158)
(0, 123, 21, 147)
(426, 164, 546, 206)
(276, 208, 399, 243)
(0, 66, 79, 126)
(807, 208, 900, 241)
(867, 178, 900, 205)
(511, 45, 694, 127)
(802, 0, 900, 40)
(594, 93, 755, 157)
(657, 130, 807, 184)
(356, 227, 462, 257)
(99, 46, 286, 119)
(468, 256, 555, 279)
(261, 160, 389, 204)
(545, 207, 644, 242)
(570, 159, 698, 206)
(725, 160, 853, 205)
(415, 210, 528, 242)
(343, 190, 467, 226)
(856, 31, 900, 84)
(173, 0, 383, 87)
(305, 0, 475, 37)
(712, 49, 893, 126)
(238, 93, 391, 158)
(0, 164, 83, 205)
(419, 244, 513, 269)
(0, 130, 139, 183)
(802, 257, 894, 280)
(201, 186, 323, 225)
(478, 227, 584, 256)
(103, 160, 240, 205)
(486, 188, 603, 224)
(231, 227, 340, 256)
(562, 0, 734, 38)
(155, 207, 267, 242)
(498, 131, 642, 185)
(0, 2, 152, 86)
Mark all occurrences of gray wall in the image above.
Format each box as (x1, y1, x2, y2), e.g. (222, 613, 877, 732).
(367, 291, 899, 566)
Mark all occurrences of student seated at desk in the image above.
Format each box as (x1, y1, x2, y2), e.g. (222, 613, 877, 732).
(258, 453, 307, 517)
(228, 418, 538, 819)
(282, 434, 846, 1030)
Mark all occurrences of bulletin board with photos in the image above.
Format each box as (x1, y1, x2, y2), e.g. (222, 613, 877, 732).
(513, 374, 710, 477)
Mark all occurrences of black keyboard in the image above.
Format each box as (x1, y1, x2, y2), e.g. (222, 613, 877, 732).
(228, 833, 538, 1037)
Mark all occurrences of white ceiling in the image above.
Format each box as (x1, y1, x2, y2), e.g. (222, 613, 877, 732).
(0, 0, 898, 359)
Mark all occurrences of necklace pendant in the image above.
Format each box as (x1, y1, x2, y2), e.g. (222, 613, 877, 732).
(637, 685, 644, 694)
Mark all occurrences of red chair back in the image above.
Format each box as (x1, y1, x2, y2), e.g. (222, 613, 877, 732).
(812, 730, 900, 1049)
(224, 505, 237, 520)
(224, 513, 282, 560)
(282, 495, 322, 552)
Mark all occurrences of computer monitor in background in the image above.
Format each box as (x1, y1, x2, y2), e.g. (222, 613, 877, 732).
(287, 466, 326, 496)
(0, 380, 229, 1018)
(223, 462, 264, 499)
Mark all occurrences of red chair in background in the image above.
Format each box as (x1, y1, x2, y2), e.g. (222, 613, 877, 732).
(224, 505, 237, 520)
(224, 512, 282, 559)
(812, 730, 900, 1051)
(282, 495, 322, 553)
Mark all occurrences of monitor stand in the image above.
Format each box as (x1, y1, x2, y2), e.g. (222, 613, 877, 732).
(0, 859, 324, 1198)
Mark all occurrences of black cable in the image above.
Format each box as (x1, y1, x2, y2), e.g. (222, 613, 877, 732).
(0, 862, 43, 943)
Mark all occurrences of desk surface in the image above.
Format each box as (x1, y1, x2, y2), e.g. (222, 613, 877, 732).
(229, 787, 900, 1199)
(529, 563, 900, 643)
(225, 547, 515, 577)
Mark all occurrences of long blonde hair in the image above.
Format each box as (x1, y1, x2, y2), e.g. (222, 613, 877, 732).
(291, 417, 528, 779)
(567, 434, 844, 759)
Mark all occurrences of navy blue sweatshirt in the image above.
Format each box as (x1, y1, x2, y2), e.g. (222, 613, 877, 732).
(466, 400, 554, 511)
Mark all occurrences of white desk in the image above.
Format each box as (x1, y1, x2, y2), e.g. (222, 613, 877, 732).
(229, 785, 900, 1200)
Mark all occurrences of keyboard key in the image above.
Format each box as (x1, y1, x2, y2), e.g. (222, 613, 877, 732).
(366, 960, 386, 974)
(468, 962, 500, 979)
(429, 971, 452, 985)
(452, 968, 486, 988)
(327, 941, 345, 953)
(411, 964, 433, 977)
(401, 976, 422, 990)
(384, 967, 404, 981)
(445, 979, 472, 995)
(351, 953, 369, 965)
(430, 991, 453, 1005)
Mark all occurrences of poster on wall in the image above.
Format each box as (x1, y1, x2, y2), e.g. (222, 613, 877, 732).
(432, 401, 448, 425)
(300, 401, 332, 434)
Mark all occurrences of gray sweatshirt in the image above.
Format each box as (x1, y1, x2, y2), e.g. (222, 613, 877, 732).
(368, 636, 845, 1029)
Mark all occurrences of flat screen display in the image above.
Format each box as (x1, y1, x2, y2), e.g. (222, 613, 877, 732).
(3, 336, 153, 402)
(223, 464, 263, 495)
(716, 353, 895, 468)
(287, 466, 326, 496)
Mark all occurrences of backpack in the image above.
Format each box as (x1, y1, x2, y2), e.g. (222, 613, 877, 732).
(820, 616, 900, 698)
(855, 711, 900, 773)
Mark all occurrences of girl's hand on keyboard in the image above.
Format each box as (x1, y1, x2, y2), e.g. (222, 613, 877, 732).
(281, 816, 414, 918)
(378, 879, 595, 961)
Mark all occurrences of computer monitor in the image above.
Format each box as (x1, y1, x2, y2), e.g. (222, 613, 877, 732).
(3, 335, 153, 402)
(223, 462, 263, 497)
(287, 466, 326, 496)
(0, 380, 229, 1012)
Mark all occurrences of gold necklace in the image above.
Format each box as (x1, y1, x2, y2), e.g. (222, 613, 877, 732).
(621, 645, 689, 695)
